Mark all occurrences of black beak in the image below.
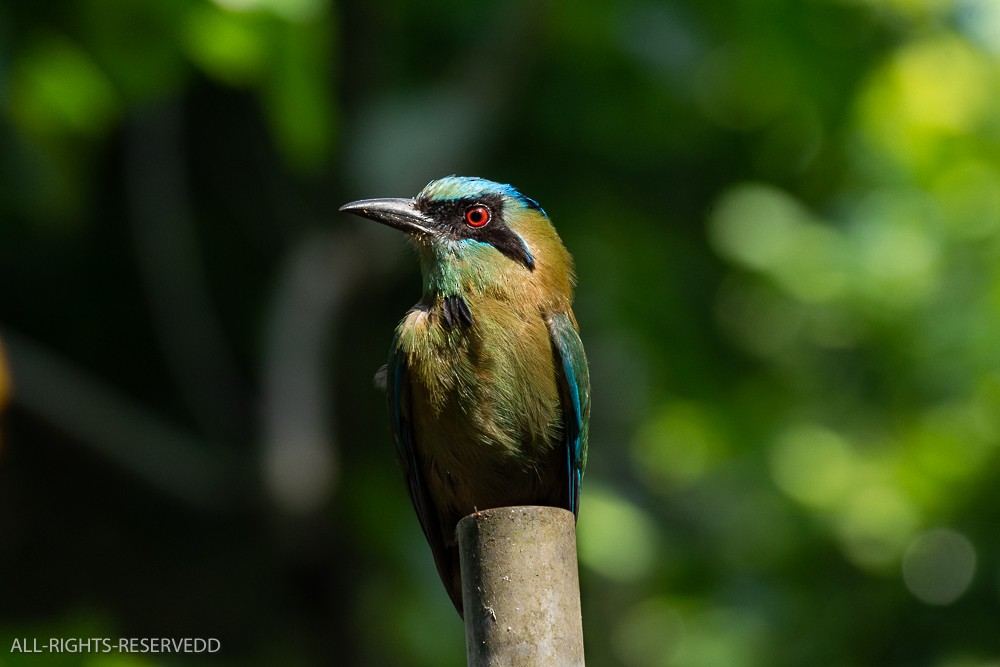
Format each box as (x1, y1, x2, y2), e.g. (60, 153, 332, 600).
(339, 197, 436, 237)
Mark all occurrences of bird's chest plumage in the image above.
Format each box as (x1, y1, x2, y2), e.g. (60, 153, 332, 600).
(395, 294, 563, 513)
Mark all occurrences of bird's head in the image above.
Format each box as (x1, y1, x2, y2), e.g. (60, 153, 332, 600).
(341, 176, 574, 301)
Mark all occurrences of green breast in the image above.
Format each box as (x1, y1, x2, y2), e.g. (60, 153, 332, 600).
(395, 293, 562, 476)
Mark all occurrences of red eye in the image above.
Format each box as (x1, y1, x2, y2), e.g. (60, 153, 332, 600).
(464, 205, 491, 228)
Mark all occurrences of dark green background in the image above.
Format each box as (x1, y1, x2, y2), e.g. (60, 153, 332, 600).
(2, 0, 1000, 665)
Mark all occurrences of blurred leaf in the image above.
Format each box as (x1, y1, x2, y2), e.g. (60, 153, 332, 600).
(769, 423, 856, 510)
(182, 4, 269, 86)
(259, 17, 336, 172)
(632, 399, 728, 490)
(180, 3, 336, 170)
(9, 33, 120, 138)
(856, 34, 994, 175)
(577, 485, 659, 583)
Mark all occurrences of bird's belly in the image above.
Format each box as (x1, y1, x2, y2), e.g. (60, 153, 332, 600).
(401, 303, 564, 525)
(410, 370, 562, 515)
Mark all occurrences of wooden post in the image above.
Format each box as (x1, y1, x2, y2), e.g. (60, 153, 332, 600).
(457, 506, 585, 666)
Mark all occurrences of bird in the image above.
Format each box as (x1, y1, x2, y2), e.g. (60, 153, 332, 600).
(340, 176, 590, 616)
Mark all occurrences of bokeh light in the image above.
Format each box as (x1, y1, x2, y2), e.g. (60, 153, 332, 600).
(769, 424, 855, 509)
(577, 485, 658, 583)
(902, 528, 977, 605)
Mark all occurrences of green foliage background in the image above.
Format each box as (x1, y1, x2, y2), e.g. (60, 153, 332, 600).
(2, 0, 1000, 665)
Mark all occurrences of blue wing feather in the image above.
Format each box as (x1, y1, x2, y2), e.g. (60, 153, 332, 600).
(548, 312, 591, 517)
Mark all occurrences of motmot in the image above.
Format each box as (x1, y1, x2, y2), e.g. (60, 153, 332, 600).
(340, 176, 590, 615)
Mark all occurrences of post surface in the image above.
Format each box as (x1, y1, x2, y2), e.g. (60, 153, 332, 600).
(458, 506, 585, 667)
